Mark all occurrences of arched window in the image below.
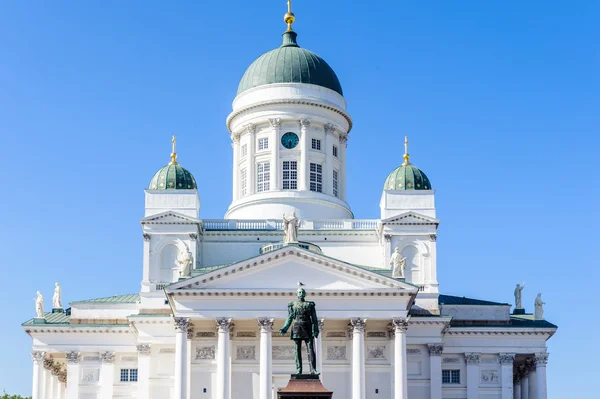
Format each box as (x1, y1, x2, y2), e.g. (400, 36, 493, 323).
(401, 246, 420, 283)
(159, 244, 179, 283)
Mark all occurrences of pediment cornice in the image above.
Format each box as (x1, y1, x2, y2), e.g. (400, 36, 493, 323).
(141, 211, 200, 225)
(381, 211, 440, 226)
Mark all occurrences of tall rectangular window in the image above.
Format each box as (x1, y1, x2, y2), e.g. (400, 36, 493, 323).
(282, 160, 298, 190)
(311, 138, 321, 150)
(442, 370, 460, 384)
(120, 369, 138, 382)
(241, 144, 248, 158)
(333, 145, 338, 158)
(258, 137, 269, 151)
(257, 162, 270, 192)
(333, 170, 339, 197)
(240, 168, 247, 197)
(310, 163, 323, 193)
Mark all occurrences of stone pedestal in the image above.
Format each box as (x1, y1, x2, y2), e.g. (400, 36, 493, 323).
(513, 308, 525, 315)
(277, 375, 333, 399)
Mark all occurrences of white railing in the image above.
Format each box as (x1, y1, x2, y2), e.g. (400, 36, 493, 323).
(202, 219, 378, 231)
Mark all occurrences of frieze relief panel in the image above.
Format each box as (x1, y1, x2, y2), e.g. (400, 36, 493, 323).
(366, 332, 387, 338)
(236, 345, 256, 360)
(326, 331, 347, 338)
(272, 346, 308, 361)
(407, 348, 421, 356)
(236, 331, 256, 338)
(367, 345, 387, 360)
(196, 331, 216, 338)
(442, 357, 461, 364)
(80, 369, 99, 384)
(480, 370, 500, 385)
(326, 346, 347, 361)
(195, 346, 216, 360)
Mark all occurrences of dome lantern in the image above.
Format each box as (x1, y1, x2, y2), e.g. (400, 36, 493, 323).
(384, 137, 432, 191)
(148, 136, 197, 190)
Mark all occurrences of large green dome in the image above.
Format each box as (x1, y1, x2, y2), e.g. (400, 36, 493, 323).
(149, 162, 197, 190)
(237, 31, 343, 96)
(384, 163, 432, 191)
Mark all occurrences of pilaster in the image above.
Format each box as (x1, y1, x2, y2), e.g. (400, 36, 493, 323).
(99, 352, 115, 399)
(465, 353, 480, 399)
(136, 344, 152, 399)
(299, 119, 310, 191)
(246, 124, 256, 195)
(499, 353, 516, 399)
(324, 123, 335, 195)
(269, 118, 281, 191)
(65, 352, 80, 399)
(427, 344, 443, 399)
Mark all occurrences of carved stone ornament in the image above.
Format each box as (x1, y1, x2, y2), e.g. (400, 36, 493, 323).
(245, 123, 256, 134)
(237, 331, 256, 338)
(81, 369, 99, 384)
(442, 357, 460, 364)
(326, 331, 346, 338)
(534, 353, 549, 365)
(272, 345, 295, 361)
(367, 345, 386, 360)
(187, 328, 195, 340)
(51, 363, 62, 376)
(498, 353, 516, 364)
(269, 118, 281, 128)
(407, 349, 421, 355)
(173, 317, 190, 333)
(299, 118, 311, 129)
(136, 344, 152, 357)
(257, 317, 274, 332)
(100, 352, 115, 364)
(236, 345, 256, 360)
(189, 233, 198, 241)
(349, 318, 367, 333)
(324, 123, 336, 135)
(465, 353, 481, 365)
(384, 234, 392, 243)
(429, 234, 437, 242)
(367, 332, 387, 338)
(31, 351, 46, 363)
(58, 373, 67, 384)
(326, 346, 347, 361)
(43, 358, 54, 370)
(196, 331, 216, 338)
(65, 352, 81, 365)
(480, 370, 499, 384)
(427, 344, 444, 357)
(391, 317, 409, 333)
(339, 134, 349, 147)
(143, 233, 151, 242)
(196, 346, 216, 360)
(216, 317, 233, 333)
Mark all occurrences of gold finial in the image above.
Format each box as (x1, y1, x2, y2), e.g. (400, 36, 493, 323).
(284, 0, 295, 31)
(402, 136, 411, 166)
(170, 135, 178, 164)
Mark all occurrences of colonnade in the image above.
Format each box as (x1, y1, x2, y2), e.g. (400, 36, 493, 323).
(513, 354, 549, 399)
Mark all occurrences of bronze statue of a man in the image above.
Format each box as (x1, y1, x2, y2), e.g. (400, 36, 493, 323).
(279, 287, 320, 375)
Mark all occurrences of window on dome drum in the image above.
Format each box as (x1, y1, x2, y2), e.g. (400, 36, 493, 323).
(333, 145, 338, 158)
(120, 369, 138, 382)
(240, 168, 247, 197)
(310, 163, 323, 193)
(282, 160, 298, 190)
(333, 170, 339, 197)
(442, 370, 460, 384)
(311, 138, 321, 151)
(258, 137, 269, 151)
(241, 144, 248, 158)
(257, 162, 270, 192)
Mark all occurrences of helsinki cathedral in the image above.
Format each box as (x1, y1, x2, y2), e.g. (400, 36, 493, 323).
(23, 2, 556, 399)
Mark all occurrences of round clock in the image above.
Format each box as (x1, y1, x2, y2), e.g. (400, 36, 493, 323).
(281, 132, 299, 149)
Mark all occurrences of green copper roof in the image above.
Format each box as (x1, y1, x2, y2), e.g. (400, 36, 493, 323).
(71, 293, 140, 304)
(237, 31, 343, 96)
(384, 163, 432, 191)
(149, 162, 197, 190)
(439, 294, 510, 306)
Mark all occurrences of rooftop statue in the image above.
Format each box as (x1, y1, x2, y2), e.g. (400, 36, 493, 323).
(534, 293, 545, 320)
(390, 247, 407, 278)
(279, 286, 320, 375)
(283, 212, 300, 244)
(52, 282, 62, 309)
(514, 282, 525, 309)
(177, 247, 193, 278)
(35, 291, 44, 318)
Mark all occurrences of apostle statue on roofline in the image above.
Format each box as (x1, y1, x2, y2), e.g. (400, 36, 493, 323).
(283, 212, 300, 244)
(53, 282, 62, 309)
(35, 291, 44, 318)
(514, 282, 525, 309)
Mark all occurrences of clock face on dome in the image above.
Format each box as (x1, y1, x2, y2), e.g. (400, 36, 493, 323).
(281, 132, 299, 149)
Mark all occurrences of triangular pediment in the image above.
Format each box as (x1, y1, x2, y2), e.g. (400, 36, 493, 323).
(381, 211, 439, 226)
(141, 211, 200, 225)
(167, 246, 418, 293)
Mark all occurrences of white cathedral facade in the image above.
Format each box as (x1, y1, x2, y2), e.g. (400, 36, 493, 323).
(23, 6, 556, 399)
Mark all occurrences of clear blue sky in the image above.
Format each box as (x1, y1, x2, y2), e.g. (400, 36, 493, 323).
(0, 1, 598, 397)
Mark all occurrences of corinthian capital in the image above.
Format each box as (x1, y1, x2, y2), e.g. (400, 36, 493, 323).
(391, 317, 409, 334)
(173, 317, 190, 333)
(136, 344, 151, 357)
(534, 353, 549, 365)
(216, 317, 233, 333)
(257, 317, 274, 332)
(100, 352, 115, 364)
(245, 123, 256, 134)
(349, 317, 367, 333)
(498, 353, 516, 365)
(65, 352, 80, 365)
(299, 118, 311, 129)
(465, 353, 480, 364)
(324, 123, 336, 135)
(427, 344, 444, 356)
(31, 350, 46, 364)
(268, 118, 281, 128)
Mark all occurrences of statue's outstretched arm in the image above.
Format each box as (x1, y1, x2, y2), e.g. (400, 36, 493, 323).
(280, 303, 294, 334)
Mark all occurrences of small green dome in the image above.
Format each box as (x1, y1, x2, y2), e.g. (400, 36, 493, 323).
(149, 162, 197, 190)
(384, 163, 432, 191)
(237, 31, 343, 96)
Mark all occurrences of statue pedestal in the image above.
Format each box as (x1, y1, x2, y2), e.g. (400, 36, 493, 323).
(33, 317, 46, 324)
(277, 375, 333, 399)
(513, 308, 525, 315)
(52, 307, 64, 313)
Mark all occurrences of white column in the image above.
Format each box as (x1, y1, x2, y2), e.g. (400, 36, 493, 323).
(269, 118, 281, 190)
(57, 376, 66, 399)
(324, 124, 335, 195)
(428, 344, 443, 399)
(514, 375, 522, 399)
(350, 318, 366, 399)
(137, 344, 152, 399)
(246, 124, 256, 195)
(465, 353, 480, 399)
(48, 373, 57, 399)
(535, 353, 548, 399)
(174, 317, 190, 399)
(43, 358, 54, 399)
(65, 352, 80, 399)
(31, 351, 45, 399)
(99, 352, 115, 399)
(317, 319, 325, 380)
(258, 318, 274, 399)
(187, 328, 194, 399)
(339, 134, 348, 200)
(520, 364, 529, 399)
(232, 136, 240, 201)
(392, 318, 408, 399)
(142, 233, 151, 290)
(216, 318, 233, 399)
(528, 359, 537, 399)
(500, 354, 516, 399)
(299, 119, 310, 191)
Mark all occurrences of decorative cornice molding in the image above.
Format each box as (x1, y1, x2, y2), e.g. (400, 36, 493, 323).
(427, 344, 444, 356)
(465, 353, 480, 365)
(534, 353, 549, 365)
(31, 350, 45, 363)
(65, 352, 80, 365)
(498, 353, 516, 365)
(349, 317, 367, 333)
(257, 317, 274, 333)
(100, 352, 115, 364)
(216, 317, 233, 333)
(136, 343, 151, 357)
(173, 317, 190, 333)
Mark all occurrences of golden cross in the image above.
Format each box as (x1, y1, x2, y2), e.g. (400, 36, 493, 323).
(170, 135, 178, 164)
(402, 136, 411, 166)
